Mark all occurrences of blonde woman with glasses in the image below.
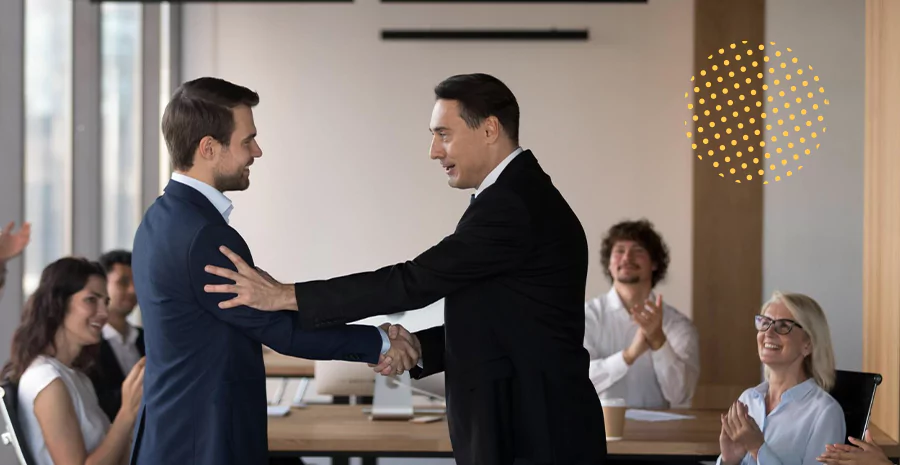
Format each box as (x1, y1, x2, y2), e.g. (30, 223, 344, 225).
(717, 291, 845, 465)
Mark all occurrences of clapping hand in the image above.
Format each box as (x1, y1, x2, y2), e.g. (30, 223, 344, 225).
(633, 294, 666, 350)
(722, 401, 764, 459)
(370, 323, 421, 376)
(817, 430, 892, 465)
(0, 221, 30, 263)
(719, 409, 748, 465)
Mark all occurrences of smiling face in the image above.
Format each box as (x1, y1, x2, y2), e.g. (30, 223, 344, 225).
(608, 240, 656, 286)
(757, 300, 811, 370)
(211, 105, 262, 192)
(428, 99, 497, 190)
(61, 275, 110, 347)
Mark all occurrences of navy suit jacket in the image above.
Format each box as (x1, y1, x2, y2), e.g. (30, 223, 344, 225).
(130, 180, 382, 465)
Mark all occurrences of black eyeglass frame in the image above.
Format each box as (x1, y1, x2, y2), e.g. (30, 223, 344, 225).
(755, 314, 803, 335)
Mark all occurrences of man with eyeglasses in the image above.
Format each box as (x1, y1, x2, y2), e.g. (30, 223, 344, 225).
(583, 219, 700, 409)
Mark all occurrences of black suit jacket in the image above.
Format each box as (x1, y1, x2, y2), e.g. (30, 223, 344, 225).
(89, 327, 146, 422)
(293, 150, 607, 465)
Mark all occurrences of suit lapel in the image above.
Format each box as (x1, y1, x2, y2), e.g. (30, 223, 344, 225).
(100, 338, 127, 383)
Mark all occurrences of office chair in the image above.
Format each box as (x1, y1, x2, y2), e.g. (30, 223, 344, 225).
(1, 380, 35, 465)
(830, 370, 882, 445)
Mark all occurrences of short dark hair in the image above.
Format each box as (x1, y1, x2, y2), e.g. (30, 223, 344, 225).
(1, 257, 106, 382)
(161, 77, 260, 171)
(600, 219, 670, 287)
(434, 73, 520, 145)
(99, 249, 131, 273)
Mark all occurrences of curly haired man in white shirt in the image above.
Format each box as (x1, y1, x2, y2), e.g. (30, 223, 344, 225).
(583, 219, 700, 409)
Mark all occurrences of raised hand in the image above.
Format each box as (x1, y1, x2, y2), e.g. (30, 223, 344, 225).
(622, 327, 650, 365)
(817, 430, 892, 465)
(203, 246, 296, 311)
(719, 411, 747, 464)
(725, 401, 764, 459)
(119, 357, 146, 422)
(634, 294, 666, 349)
(371, 324, 421, 376)
(0, 221, 31, 262)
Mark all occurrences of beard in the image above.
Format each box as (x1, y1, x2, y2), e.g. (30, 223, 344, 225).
(214, 167, 249, 192)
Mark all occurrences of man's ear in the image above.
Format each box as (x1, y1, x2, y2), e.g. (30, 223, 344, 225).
(197, 135, 218, 162)
(482, 116, 501, 143)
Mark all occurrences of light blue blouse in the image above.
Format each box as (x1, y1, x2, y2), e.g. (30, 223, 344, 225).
(716, 378, 846, 465)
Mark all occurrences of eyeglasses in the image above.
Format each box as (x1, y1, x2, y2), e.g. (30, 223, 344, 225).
(755, 315, 803, 335)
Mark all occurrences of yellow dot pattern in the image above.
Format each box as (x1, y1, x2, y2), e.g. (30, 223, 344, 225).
(686, 41, 828, 184)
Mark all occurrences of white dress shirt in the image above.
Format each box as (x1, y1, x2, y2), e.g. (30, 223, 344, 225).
(583, 288, 700, 408)
(716, 378, 846, 465)
(102, 323, 142, 375)
(473, 147, 523, 199)
(169, 174, 391, 354)
(18, 356, 110, 465)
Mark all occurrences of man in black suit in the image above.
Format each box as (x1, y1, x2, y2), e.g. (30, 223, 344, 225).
(204, 73, 607, 465)
(90, 249, 145, 422)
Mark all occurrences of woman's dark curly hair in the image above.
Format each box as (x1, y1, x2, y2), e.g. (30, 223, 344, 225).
(1, 257, 106, 382)
(600, 219, 670, 287)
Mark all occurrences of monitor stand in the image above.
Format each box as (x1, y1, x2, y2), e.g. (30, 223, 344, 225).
(369, 372, 414, 421)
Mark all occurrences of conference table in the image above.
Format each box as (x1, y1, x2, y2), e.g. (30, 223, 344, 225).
(268, 405, 900, 462)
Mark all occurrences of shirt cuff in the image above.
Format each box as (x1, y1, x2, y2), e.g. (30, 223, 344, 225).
(756, 443, 778, 465)
(377, 327, 390, 355)
(603, 351, 630, 380)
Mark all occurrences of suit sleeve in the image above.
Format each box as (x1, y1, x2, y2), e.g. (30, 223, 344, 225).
(189, 224, 383, 364)
(409, 325, 446, 379)
(294, 189, 533, 329)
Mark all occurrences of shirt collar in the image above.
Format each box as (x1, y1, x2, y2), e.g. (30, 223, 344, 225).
(102, 323, 138, 345)
(171, 172, 234, 223)
(473, 147, 523, 198)
(605, 287, 658, 314)
(750, 378, 817, 402)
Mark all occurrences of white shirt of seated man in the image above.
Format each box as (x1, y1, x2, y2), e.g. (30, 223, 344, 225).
(583, 234, 700, 409)
(717, 292, 846, 465)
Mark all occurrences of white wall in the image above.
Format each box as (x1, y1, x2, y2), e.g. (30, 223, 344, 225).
(181, 0, 695, 323)
(181, 2, 693, 463)
(763, 0, 865, 372)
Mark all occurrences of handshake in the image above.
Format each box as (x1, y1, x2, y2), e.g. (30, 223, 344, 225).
(370, 323, 421, 376)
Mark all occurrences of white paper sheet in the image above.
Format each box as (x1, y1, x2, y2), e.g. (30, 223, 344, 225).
(267, 405, 291, 417)
(625, 409, 695, 422)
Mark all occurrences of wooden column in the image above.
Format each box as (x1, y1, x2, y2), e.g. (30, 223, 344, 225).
(863, 0, 900, 442)
(690, 0, 765, 409)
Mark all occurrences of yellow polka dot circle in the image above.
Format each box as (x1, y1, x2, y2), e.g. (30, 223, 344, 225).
(684, 41, 829, 184)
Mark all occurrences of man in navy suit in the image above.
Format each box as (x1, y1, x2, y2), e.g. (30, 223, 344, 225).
(130, 77, 420, 465)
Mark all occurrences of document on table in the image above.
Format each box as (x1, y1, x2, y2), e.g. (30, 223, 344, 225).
(267, 405, 291, 417)
(625, 409, 695, 422)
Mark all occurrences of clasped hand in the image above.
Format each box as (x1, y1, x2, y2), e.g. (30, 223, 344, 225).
(817, 430, 892, 465)
(369, 323, 420, 377)
(719, 401, 764, 464)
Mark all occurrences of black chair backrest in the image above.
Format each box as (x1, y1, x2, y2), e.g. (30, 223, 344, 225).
(830, 370, 882, 444)
(1, 380, 36, 465)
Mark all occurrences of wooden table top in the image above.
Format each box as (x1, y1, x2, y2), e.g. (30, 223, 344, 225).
(268, 405, 900, 457)
(263, 351, 315, 378)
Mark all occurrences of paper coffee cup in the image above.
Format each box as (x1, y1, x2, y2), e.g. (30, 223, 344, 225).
(600, 397, 627, 440)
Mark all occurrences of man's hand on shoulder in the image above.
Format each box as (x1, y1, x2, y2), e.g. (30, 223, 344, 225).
(203, 245, 298, 311)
